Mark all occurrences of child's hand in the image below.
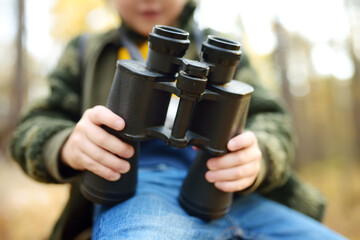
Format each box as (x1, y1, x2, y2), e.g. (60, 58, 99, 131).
(60, 105, 134, 181)
(205, 131, 262, 192)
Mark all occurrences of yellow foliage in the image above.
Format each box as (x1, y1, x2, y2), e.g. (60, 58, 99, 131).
(51, 0, 120, 42)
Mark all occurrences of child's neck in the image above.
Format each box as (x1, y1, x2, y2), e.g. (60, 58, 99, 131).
(120, 23, 148, 46)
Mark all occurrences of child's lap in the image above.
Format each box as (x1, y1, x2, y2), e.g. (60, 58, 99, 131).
(92, 164, 346, 240)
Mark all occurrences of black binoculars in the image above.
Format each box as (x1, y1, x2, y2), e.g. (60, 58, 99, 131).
(80, 25, 254, 221)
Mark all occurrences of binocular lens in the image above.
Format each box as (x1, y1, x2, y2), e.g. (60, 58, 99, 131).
(207, 36, 240, 51)
(153, 25, 189, 40)
(201, 36, 241, 64)
(148, 25, 190, 56)
(200, 36, 242, 85)
(147, 25, 190, 74)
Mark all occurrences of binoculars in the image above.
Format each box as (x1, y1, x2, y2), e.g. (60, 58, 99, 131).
(80, 25, 254, 221)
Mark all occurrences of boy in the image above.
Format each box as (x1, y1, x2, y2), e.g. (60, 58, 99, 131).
(11, 0, 346, 239)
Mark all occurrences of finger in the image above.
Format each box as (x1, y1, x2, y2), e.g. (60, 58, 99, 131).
(214, 177, 256, 192)
(205, 162, 259, 183)
(79, 151, 121, 181)
(227, 131, 256, 152)
(79, 138, 130, 174)
(207, 147, 259, 170)
(82, 122, 134, 159)
(85, 105, 125, 131)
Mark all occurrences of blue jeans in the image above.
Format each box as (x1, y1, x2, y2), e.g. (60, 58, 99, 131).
(92, 164, 346, 240)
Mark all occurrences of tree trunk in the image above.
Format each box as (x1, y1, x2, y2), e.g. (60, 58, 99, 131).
(1, 0, 26, 153)
(346, 0, 360, 160)
(273, 21, 293, 109)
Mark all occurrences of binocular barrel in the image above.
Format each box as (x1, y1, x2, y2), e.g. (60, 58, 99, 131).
(201, 35, 242, 85)
(80, 25, 254, 220)
(147, 25, 190, 74)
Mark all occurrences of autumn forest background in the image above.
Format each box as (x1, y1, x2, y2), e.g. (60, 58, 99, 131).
(0, 0, 359, 239)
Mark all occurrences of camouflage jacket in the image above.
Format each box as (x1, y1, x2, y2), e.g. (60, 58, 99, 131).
(10, 26, 326, 239)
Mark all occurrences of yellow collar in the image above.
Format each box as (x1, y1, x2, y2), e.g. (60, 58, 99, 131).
(118, 42, 148, 60)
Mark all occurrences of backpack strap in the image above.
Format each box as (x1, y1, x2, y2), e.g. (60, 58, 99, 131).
(78, 33, 89, 84)
(118, 27, 145, 62)
(77, 34, 90, 112)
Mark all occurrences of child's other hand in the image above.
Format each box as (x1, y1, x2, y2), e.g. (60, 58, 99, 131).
(205, 131, 262, 192)
(60, 105, 134, 181)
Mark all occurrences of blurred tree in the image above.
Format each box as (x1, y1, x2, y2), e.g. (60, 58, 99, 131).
(273, 20, 291, 108)
(1, 0, 26, 154)
(0, 0, 120, 153)
(345, 0, 360, 159)
(272, 18, 358, 165)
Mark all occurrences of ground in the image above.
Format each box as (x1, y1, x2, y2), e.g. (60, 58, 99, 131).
(0, 158, 69, 240)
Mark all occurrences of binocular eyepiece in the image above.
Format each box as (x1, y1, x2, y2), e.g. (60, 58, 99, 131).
(80, 25, 254, 221)
(147, 25, 190, 74)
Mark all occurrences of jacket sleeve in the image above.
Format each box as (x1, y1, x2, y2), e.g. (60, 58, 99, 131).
(236, 54, 296, 194)
(10, 36, 83, 183)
